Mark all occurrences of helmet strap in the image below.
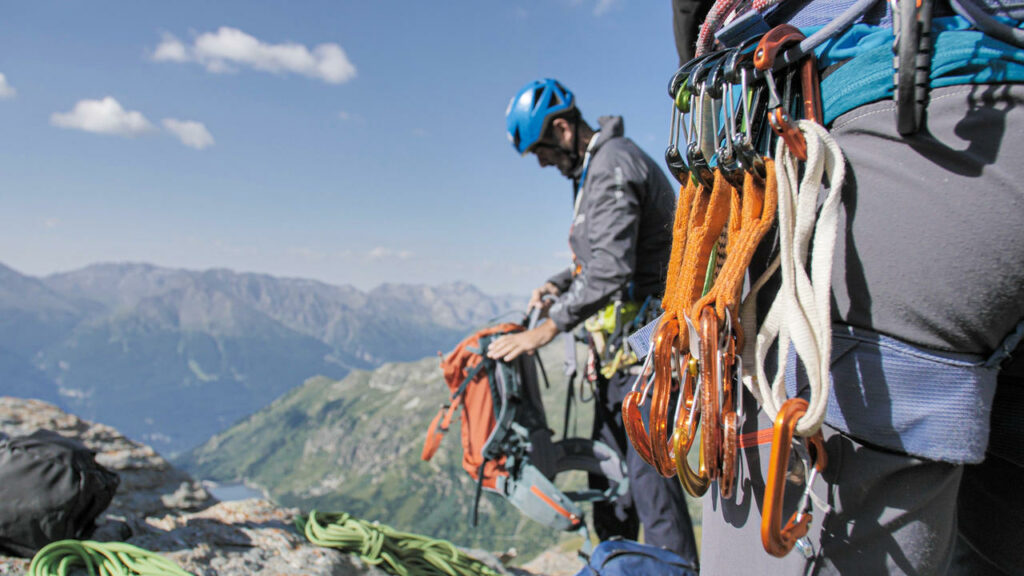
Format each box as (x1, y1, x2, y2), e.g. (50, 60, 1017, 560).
(566, 119, 583, 179)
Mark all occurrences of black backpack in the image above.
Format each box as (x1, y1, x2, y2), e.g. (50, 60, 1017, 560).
(0, 429, 120, 557)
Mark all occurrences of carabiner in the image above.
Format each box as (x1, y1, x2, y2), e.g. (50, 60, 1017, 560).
(665, 99, 689, 185)
(697, 305, 722, 482)
(718, 80, 746, 190)
(668, 52, 717, 102)
(761, 398, 828, 557)
(623, 345, 658, 468)
(726, 38, 769, 181)
(706, 48, 744, 189)
(675, 411, 710, 497)
(686, 85, 716, 190)
(650, 314, 683, 477)
(718, 310, 740, 499)
(754, 25, 823, 160)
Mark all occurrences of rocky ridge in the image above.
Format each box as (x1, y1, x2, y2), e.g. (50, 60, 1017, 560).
(0, 397, 583, 576)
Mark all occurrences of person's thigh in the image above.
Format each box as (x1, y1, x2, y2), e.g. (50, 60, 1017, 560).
(952, 369, 1024, 575)
(701, 394, 962, 575)
(828, 83, 1024, 356)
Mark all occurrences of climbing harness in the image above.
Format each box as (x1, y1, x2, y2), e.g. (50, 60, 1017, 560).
(584, 298, 647, 378)
(28, 540, 193, 576)
(297, 510, 501, 576)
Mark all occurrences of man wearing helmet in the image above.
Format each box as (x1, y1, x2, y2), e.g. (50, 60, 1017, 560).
(488, 78, 698, 563)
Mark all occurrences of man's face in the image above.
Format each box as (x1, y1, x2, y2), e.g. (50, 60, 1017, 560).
(530, 118, 576, 179)
(532, 141, 576, 178)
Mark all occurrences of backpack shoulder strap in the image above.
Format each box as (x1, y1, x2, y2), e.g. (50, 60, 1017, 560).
(421, 359, 490, 461)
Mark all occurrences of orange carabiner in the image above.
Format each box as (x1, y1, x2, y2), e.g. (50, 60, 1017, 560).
(698, 305, 722, 483)
(623, 315, 670, 470)
(719, 331, 739, 499)
(761, 398, 828, 557)
(753, 25, 823, 161)
(650, 315, 684, 477)
(623, 376, 657, 469)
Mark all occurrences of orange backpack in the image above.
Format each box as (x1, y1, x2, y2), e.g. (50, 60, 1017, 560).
(422, 322, 628, 538)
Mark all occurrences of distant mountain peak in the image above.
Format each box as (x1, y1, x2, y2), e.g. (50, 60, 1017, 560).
(1, 259, 524, 454)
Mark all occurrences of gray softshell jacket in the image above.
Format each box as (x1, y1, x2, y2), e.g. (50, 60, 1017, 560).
(547, 116, 676, 332)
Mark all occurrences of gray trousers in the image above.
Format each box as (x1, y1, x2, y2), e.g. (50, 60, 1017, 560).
(701, 84, 1024, 575)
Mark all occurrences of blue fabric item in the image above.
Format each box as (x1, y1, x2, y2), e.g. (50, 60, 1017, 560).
(626, 314, 660, 360)
(810, 17, 1024, 124)
(574, 538, 698, 576)
(715, 9, 772, 47)
(769, 0, 893, 29)
(784, 325, 999, 464)
(770, 0, 1024, 28)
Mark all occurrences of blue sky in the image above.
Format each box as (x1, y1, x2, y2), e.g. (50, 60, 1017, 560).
(0, 1, 679, 295)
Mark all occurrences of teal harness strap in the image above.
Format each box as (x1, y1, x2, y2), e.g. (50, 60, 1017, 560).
(814, 17, 1024, 124)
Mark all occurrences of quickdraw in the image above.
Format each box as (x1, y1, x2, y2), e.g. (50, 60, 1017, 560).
(641, 20, 850, 559)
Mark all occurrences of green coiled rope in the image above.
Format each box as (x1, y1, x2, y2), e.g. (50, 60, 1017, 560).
(28, 540, 194, 576)
(296, 510, 501, 576)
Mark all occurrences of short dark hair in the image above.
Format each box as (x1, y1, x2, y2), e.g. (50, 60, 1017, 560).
(539, 108, 583, 142)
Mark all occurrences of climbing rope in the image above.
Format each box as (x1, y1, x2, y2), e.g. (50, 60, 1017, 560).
(296, 510, 502, 576)
(743, 119, 846, 437)
(28, 540, 194, 576)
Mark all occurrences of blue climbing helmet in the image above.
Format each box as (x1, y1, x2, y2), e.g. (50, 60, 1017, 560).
(506, 78, 576, 155)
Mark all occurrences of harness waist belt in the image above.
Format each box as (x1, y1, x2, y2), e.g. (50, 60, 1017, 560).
(784, 324, 997, 463)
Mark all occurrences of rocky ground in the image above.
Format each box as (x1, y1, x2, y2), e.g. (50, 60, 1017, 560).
(0, 397, 584, 576)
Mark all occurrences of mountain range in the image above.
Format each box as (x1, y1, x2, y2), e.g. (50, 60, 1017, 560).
(0, 262, 523, 454)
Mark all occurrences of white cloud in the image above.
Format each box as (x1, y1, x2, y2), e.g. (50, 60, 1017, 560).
(50, 97, 154, 137)
(152, 33, 189, 62)
(0, 73, 15, 99)
(44, 217, 59, 229)
(368, 247, 414, 261)
(162, 118, 214, 150)
(153, 27, 357, 85)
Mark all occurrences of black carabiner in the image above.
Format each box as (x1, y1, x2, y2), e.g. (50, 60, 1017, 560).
(668, 52, 717, 101)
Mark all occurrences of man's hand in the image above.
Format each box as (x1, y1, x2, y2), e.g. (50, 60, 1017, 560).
(486, 319, 560, 362)
(528, 282, 560, 316)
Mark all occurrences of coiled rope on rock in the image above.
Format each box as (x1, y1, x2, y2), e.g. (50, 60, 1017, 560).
(28, 540, 194, 576)
(296, 510, 501, 576)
